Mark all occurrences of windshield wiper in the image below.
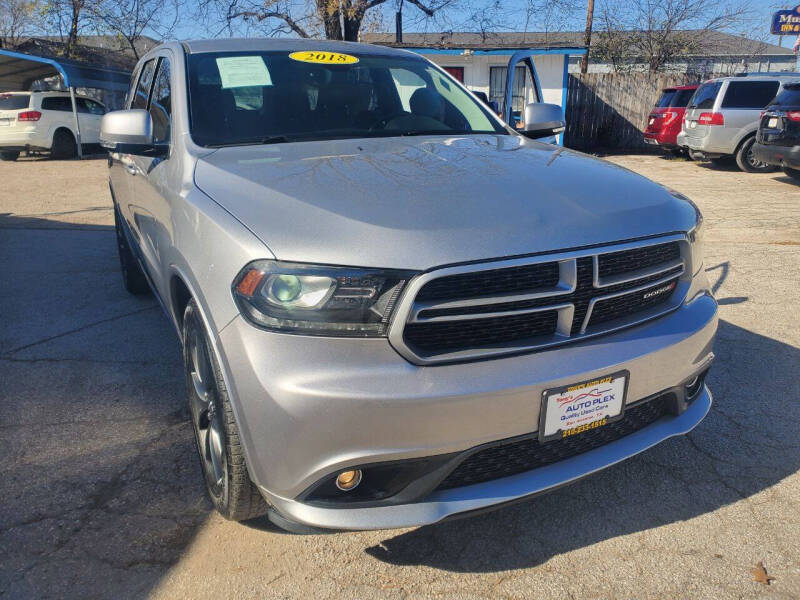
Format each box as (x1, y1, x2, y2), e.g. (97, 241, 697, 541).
(207, 135, 291, 148)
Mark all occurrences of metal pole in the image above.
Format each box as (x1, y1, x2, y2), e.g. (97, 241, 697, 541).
(69, 86, 83, 159)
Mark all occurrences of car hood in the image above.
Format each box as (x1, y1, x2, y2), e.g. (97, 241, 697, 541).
(194, 135, 697, 270)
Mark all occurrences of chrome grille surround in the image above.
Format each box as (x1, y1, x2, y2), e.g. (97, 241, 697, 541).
(388, 234, 692, 365)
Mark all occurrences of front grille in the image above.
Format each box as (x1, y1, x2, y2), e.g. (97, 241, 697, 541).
(598, 243, 680, 278)
(404, 310, 558, 352)
(416, 262, 560, 301)
(437, 394, 671, 491)
(394, 239, 686, 363)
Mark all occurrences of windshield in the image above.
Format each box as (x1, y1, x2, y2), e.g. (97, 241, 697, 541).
(688, 81, 721, 110)
(656, 91, 676, 108)
(187, 51, 506, 147)
(769, 83, 800, 108)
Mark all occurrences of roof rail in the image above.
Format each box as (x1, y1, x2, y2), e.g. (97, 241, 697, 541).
(734, 72, 800, 77)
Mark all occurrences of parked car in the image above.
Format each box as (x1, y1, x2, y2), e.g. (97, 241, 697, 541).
(644, 85, 698, 155)
(0, 90, 106, 160)
(753, 82, 800, 182)
(682, 73, 800, 172)
(100, 39, 717, 533)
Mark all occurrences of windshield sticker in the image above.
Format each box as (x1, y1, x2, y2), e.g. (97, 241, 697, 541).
(289, 51, 359, 65)
(216, 56, 272, 89)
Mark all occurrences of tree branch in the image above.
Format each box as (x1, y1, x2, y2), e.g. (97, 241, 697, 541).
(228, 9, 310, 37)
(405, 0, 435, 17)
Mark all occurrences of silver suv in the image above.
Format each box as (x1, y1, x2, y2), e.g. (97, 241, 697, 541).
(100, 39, 717, 532)
(682, 73, 800, 172)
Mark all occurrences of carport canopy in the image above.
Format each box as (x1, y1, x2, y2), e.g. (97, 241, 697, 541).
(0, 49, 131, 158)
(0, 48, 130, 92)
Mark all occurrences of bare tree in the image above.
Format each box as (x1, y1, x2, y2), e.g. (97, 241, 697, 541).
(43, 0, 94, 57)
(88, 0, 181, 59)
(593, 0, 752, 73)
(0, 0, 43, 48)
(213, 0, 458, 41)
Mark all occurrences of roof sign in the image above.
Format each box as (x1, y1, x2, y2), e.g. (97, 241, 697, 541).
(771, 6, 800, 34)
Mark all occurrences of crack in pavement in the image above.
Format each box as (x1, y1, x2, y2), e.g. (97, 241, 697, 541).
(1, 305, 159, 357)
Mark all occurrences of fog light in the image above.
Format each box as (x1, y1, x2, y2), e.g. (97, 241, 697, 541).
(335, 469, 362, 491)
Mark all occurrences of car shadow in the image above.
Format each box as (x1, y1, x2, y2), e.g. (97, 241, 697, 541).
(365, 319, 798, 572)
(0, 213, 210, 598)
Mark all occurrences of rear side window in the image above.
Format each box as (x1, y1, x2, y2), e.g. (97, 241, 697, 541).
(131, 59, 157, 109)
(688, 82, 721, 109)
(721, 81, 779, 109)
(769, 84, 800, 107)
(41, 97, 72, 111)
(656, 91, 676, 108)
(149, 58, 172, 143)
(671, 89, 695, 107)
(0, 94, 30, 109)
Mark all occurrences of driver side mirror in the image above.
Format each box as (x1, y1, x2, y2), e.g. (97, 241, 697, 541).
(523, 103, 566, 139)
(100, 109, 167, 157)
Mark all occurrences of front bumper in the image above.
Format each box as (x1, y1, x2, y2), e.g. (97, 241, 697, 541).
(216, 290, 717, 530)
(752, 141, 800, 169)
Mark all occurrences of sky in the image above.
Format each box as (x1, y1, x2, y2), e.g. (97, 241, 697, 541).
(171, 0, 794, 49)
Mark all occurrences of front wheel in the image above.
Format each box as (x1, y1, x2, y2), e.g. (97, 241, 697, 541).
(783, 166, 800, 182)
(182, 299, 268, 521)
(0, 150, 20, 161)
(735, 137, 777, 173)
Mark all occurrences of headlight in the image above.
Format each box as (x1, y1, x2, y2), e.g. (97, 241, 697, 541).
(232, 261, 415, 336)
(668, 188, 704, 275)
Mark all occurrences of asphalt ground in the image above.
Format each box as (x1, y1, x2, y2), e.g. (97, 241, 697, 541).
(0, 153, 798, 599)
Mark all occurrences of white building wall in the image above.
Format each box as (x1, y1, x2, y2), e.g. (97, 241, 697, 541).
(422, 53, 568, 110)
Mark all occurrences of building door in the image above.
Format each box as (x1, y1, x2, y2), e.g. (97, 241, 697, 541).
(442, 67, 464, 83)
(490, 65, 526, 126)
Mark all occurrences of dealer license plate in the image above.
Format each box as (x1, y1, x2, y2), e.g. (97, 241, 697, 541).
(768, 117, 779, 129)
(0, 118, 9, 126)
(539, 372, 628, 443)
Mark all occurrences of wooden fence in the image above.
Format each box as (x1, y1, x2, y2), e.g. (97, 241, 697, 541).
(563, 73, 702, 152)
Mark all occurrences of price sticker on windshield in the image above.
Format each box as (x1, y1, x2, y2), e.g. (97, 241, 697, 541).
(289, 51, 359, 65)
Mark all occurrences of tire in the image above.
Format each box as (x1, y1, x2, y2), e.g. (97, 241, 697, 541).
(182, 299, 268, 521)
(735, 137, 777, 173)
(0, 150, 20, 161)
(114, 207, 150, 295)
(669, 148, 684, 158)
(783, 167, 800, 182)
(50, 129, 77, 160)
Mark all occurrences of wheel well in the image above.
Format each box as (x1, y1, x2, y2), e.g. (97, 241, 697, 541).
(734, 131, 756, 155)
(52, 127, 75, 144)
(171, 275, 192, 331)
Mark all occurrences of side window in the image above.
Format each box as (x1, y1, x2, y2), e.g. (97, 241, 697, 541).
(131, 59, 156, 110)
(41, 97, 71, 111)
(76, 98, 105, 114)
(721, 81, 780, 109)
(149, 58, 172, 144)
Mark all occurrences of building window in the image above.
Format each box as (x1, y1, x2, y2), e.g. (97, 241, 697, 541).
(489, 66, 526, 112)
(442, 66, 464, 83)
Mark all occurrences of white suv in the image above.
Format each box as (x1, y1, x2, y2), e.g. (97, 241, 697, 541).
(0, 91, 106, 160)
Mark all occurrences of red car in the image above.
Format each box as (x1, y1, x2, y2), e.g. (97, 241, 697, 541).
(644, 85, 698, 154)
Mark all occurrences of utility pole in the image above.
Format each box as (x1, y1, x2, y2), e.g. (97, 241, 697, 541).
(580, 0, 595, 74)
